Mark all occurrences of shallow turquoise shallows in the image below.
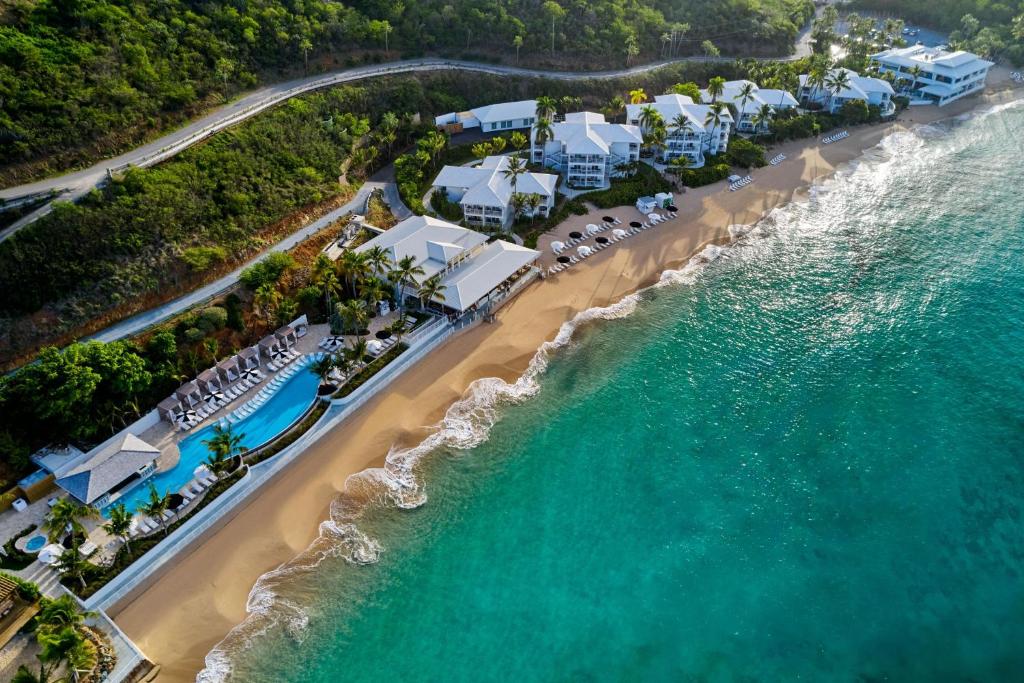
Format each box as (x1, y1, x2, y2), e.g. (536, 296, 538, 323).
(207, 101, 1024, 682)
(108, 367, 320, 515)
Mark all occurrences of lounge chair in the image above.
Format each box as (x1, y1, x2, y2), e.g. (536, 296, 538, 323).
(190, 483, 205, 495)
(201, 475, 217, 487)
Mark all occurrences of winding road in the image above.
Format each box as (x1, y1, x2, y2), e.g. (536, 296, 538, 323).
(3, 24, 819, 346)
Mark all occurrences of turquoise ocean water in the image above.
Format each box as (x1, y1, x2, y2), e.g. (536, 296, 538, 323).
(201, 100, 1024, 682)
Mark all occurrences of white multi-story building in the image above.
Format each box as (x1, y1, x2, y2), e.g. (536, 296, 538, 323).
(531, 112, 642, 188)
(798, 68, 896, 115)
(624, 94, 734, 166)
(432, 156, 558, 229)
(870, 46, 993, 106)
(354, 216, 539, 314)
(434, 99, 538, 132)
(698, 80, 798, 133)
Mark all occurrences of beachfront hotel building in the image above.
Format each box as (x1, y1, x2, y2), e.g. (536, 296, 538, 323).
(431, 156, 558, 229)
(798, 68, 896, 115)
(531, 112, 642, 188)
(624, 95, 735, 166)
(870, 46, 993, 106)
(698, 80, 798, 133)
(434, 99, 538, 133)
(355, 216, 540, 314)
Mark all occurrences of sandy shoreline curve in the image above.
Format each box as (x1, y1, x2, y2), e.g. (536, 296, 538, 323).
(111, 72, 1022, 682)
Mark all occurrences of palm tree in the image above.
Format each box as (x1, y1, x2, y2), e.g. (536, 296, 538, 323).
(346, 338, 369, 368)
(637, 104, 662, 132)
(43, 499, 96, 551)
(337, 249, 370, 297)
(387, 255, 425, 312)
(309, 354, 336, 387)
(525, 193, 543, 221)
(704, 102, 726, 151)
(331, 352, 354, 384)
(806, 59, 830, 106)
(509, 130, 528, 152)
(337, 299, 369, 340)
(416, 274, 446, 311)
(736, 81, 756, 127)
(253, 283, 282, 321)
(388, 318, 408, 347)
(103, 503, 134, 556)
(751, 103, 774, 141)
(201, 423, 246, 475)
(501, 155, 528, 193)
(312, 253, 341, 313)
(535, 96, 558, 122)
(628, 88, 647, 104)
(533, 118, 553, 150)
(363, 245, 390, 280)
(489, 136, 507, 155)
(825, 69, 852, 111)
(706, 76, 726, 103)
(606, 95, 625, 122)
(139, 483, 171, 535)
(359, 275, 388, 313)
(906, 65, 923, 93)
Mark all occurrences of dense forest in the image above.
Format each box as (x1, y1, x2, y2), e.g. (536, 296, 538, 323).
(850, 0, 1024, 63)
(0, 0, 814, 182)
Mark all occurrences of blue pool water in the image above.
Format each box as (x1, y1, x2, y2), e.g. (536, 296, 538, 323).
(25, 535, 46, 552)
(108, 365, 320, 515)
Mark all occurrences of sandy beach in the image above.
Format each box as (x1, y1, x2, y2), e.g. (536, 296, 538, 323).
(111, 71, 1022, 682)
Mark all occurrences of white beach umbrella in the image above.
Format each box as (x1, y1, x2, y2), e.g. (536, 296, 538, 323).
(612, 228, 628, 238)
(551, 240, 566, 254)
(367, 339, 385, 354)
(39, 544, 65, 566)
(648, 213, 662, 222)
(586, 223, 601, 235)
(577, 245, 593, 257)
(193, 464, 212, 479)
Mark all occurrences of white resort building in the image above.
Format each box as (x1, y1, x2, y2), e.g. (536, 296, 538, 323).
(624, 95, 734, 166)
(870, 46, 993, 106)
(54, 433, 161, 507)
(355, 216, 540, 314)
(531, 112, 642, 188)
(434, 99, 538, 133)
(432, 156, 558, 229)
(798, 68, 896, 115)
(698, 80, 798, 133)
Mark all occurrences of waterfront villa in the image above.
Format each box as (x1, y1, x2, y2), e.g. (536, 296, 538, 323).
(355, 215, 540, 313)
(531, 112, 642, 188)
(54, 433, 160, 507)
(870, 46, 992, 106)
(434, 99, 538, 133)
(698, 80, 798, 133)
(624, 95, 734, 166)
(432, 156, 558, 229)
(798, 68, 896, 115)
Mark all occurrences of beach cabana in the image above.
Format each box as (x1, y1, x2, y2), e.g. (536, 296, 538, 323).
(274, 325, 297, 349)
(196, 368, 223, 393)
(157, 396, 183, 423)
(258, 335, 281, 361)
(238, 346, 261, 369)
(216, 356, 242, 384)
(55, 433, 160, 507)
(292, 314, 309, 338)
(175, 381, 202, 407)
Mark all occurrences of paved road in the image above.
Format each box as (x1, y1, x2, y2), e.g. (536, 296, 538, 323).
(86, 181, 408, 343)
(0, 52, 812, 240)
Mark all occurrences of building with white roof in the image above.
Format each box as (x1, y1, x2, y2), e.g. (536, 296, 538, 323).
(531, 112, 642, 188)
(355, 216, 539, 313)
(870, 45, 992, 106)
(696, 80, 798, 133)
(798, 68, 896, 115)
(432, 156, 558, 229)
(624, 95, 735, 166)
(434, 99, 538, 133)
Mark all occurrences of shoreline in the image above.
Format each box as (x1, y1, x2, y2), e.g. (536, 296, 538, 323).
(110, 75, 1023, 682)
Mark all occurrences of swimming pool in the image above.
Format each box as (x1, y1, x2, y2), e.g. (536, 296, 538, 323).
(25, 534, 47, 552)
(105, 364, 320, 515)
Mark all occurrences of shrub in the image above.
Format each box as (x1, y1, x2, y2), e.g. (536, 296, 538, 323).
(584, 165, 672, 209)
(180, 246, 227, 272)
(239, 252, 295, 290)
(429, 190, 463, 221)
(725, 138, 767, 169)
(678, 163, 731, 188)
(184, 327, 206, 343)
(333, 344, 407, 399)
(0, 571, 40, 601)
(198, 306, 227, 333)
(839, 100, 870, 125)
(1, 525, 38, 571)
(225, 294, 245, 331)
